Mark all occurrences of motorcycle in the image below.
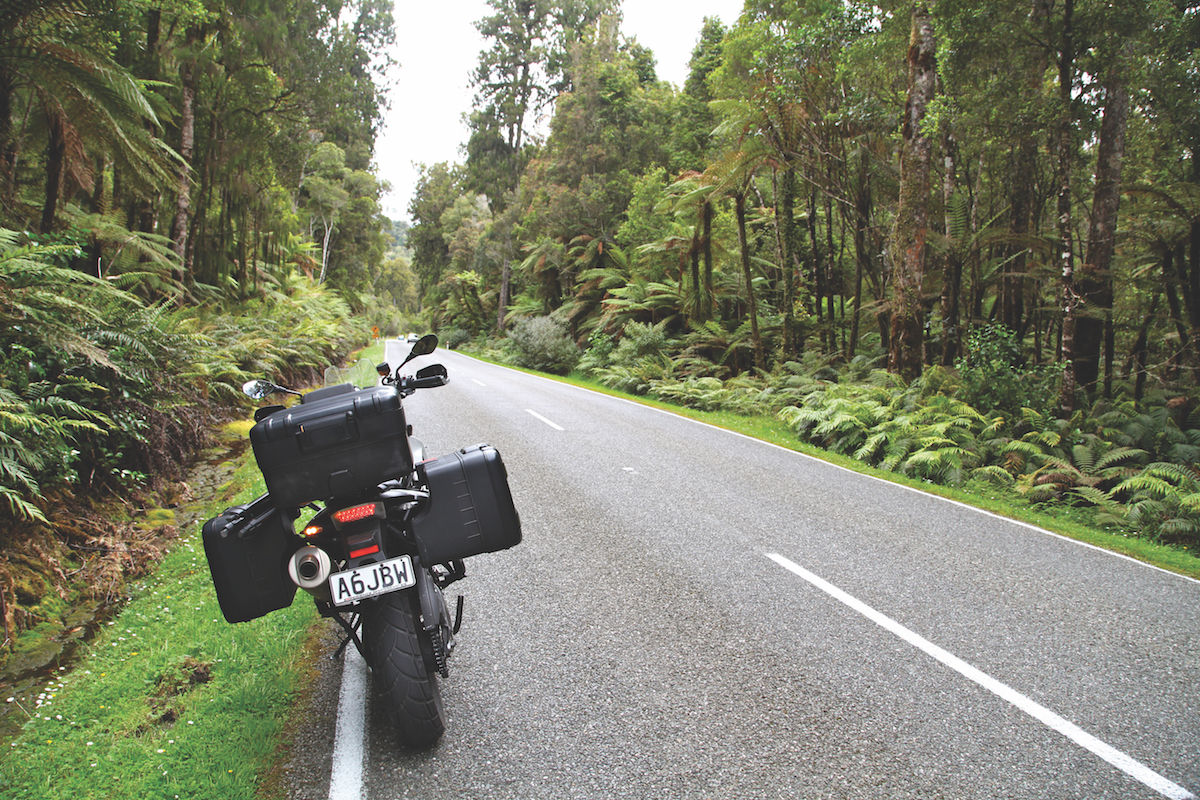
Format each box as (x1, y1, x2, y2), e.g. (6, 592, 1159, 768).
(201, 334, 521, 748)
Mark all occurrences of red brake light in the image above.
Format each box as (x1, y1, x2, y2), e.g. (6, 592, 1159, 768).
(333, 503, 381, 525)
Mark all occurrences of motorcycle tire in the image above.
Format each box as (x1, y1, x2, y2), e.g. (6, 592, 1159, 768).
(361, 588, 445, 749)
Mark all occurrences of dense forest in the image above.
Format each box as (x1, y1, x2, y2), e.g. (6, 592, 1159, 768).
(411, 0, 1200, 552)
(1, 0, 1199, 644)
(0, 0, 406, 640)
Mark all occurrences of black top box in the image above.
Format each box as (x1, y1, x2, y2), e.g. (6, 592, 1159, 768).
(249, 384, 411, 510)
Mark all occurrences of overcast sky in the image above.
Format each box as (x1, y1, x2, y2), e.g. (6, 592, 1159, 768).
(376, 0, 745, 221)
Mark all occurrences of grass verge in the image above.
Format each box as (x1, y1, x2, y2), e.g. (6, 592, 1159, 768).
(0, 450, 318, 800)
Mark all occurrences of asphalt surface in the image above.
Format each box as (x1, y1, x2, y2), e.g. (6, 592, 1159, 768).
(281, 348, 1199, 800)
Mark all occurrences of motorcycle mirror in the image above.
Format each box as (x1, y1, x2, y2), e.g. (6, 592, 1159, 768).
(242, 379, 277, 400)
(401, 334, 438, 366)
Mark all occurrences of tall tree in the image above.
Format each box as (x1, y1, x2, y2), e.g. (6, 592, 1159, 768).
(888, 4, 937, 382)
(468, 0, 616, 330)
(1056, 0, 1079, 412)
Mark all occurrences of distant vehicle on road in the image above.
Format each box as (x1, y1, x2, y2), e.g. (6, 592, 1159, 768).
(406, 332, 420, 343)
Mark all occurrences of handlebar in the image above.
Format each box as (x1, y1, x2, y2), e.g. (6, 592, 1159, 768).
(380, 363, 449, 397)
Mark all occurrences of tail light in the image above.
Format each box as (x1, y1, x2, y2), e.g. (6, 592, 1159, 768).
(332, 502, 383, 528)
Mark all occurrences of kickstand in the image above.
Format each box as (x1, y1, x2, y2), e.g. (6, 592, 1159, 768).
(330, 612, 365, 660)
(452, 595, 465, 634)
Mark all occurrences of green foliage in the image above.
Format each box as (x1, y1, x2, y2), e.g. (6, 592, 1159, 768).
(1016, 435, 1147, 504)
(439, 326, 471, 350)
(1101, 463, 1200, 545)
(651, 374, 773, 415)
(506, 314, 580, 375)
(0, 232, 365, 519)
(955, 324, 1058, 416)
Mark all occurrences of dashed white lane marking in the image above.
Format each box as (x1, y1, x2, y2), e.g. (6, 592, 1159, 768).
(471, 378, 486, 386)
(526, 409, 564, 430)
(766, 553, 1195, 800)
(328, 645, 367, 800)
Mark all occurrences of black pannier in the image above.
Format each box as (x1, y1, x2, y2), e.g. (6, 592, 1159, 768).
(249, 384, 411, 510)
(412, 444, 522, 565)
(202, 493, 296, 623)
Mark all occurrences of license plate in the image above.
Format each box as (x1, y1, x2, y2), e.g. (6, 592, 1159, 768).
(329, 555, 416, 606)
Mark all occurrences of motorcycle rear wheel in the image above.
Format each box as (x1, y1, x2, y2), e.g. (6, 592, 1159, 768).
(361, 589, 445, 748)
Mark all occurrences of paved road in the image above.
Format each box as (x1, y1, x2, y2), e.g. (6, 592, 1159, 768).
(289, 349, 1199, 800)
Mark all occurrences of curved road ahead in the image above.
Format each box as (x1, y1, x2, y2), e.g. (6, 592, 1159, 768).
(287, 349, 1199, 800)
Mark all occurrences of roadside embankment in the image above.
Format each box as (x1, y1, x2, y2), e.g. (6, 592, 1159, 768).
(0, 442, 319, 800)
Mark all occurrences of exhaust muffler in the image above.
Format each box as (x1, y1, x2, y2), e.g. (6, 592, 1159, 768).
(288, 545, 332, 599)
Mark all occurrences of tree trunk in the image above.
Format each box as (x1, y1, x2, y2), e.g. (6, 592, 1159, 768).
(808, 191, 825, 350)
(1002, 0, 1050, 334)
(780, 166, 799, 357)
(1056, 0, 1078, 414)
(940, 128, 962, 366)
(41, 115, 66, 234)
(848, 150, 872, 358)
(689, 222, 702, 321)
(888, 4, 937, 383)
(1131, 293, 1160, 401)
(1184, 145, 1200, 383)
(825, 190, 838, 353)
(736, 190, 765, 371)
(170, 30, 200, 281)
(0, 65, 16, 212)
(1073, 74, 1129, 395)
(702, 198, 714, 321)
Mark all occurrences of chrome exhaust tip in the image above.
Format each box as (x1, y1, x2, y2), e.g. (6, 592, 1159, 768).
(288, 546, 332, 593)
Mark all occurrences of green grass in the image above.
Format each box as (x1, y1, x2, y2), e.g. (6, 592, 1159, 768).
(0, 455, 318, 800)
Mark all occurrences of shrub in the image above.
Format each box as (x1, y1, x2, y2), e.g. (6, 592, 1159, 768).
(507, 315, 580, 375)
(442, 327, 471, 350)
(577, 329, 616, 376)
(589, 321, 677, 394)
(1105, 463, 1200, 546)
(955, 324, 1057, 416)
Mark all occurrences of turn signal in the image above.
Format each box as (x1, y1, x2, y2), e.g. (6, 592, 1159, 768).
(302, 524, 323, 538)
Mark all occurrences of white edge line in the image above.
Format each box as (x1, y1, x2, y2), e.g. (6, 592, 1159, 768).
(526, 408, 564, 430)
(328, 645, 366, 800)
(444, 350, 1193, 587)
(766, 552, 1195, 800)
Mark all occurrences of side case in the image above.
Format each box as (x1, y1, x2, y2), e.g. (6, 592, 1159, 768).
(202, 493, 297, 623)
(412, 444, 522, 565)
